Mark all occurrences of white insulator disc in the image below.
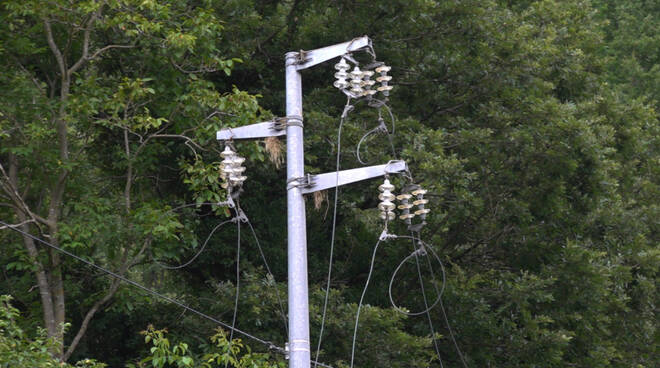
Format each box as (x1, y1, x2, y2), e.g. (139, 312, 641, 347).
(232, 166, 246, 174)
(350, 87, 363, 95)
(230, 156, 245, 166)
(361, 80, 376, 87)
(398, 203, 413, 210)
(386, 211, 396, 220)
(414, 208, 430, 216)
(363, 89, 378, 96)
(377, 85, 394, 92)
(334, 71, 348, 79)
(378, 180, 395, 192)
(375, 65, 391, 73)
(350, 66, 362, 78)
(396, 193, 412, 200)
(220, 146, 235, 158)
(412, 189, 428, 196)
(376, 75, 392, 82)
(378, 201, 395, 212)
(378, 192, 395, 201)
(335, 58, 349, 70)
(333, 80, 349, 89)
(413, 199, 429, 206)
(399, 213, 416, 220)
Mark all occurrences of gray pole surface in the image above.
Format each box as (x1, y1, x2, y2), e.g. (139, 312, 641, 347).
(285, 52, 311, 368)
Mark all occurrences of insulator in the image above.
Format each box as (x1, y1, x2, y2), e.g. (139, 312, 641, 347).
(396, 193, 412, 201)
(229, 156, 246, 166)
(399, 213, 415, 220)
(380, 211, 396, 221)
(375, 65, 391, 73)
(333, 80, 349, 89)
(378, 200, 395, 212)
(398, 203, 413, 210)
(334, 57, 349, 71)
(411, 189, 427, 196)
(220, 145, 235, 158)
(413, 199, 429, 206)
(415, 208, 430, 216)
(378, 179, 395, 192)
(232, 166, 246, 174)
(375, 64, 393, 97)
(379, 192, 395, 201)
(350, 66, 363, 79)
(335, 71, 348, 79)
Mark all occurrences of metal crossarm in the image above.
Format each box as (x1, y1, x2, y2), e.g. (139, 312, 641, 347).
(300, 161, 408, 194)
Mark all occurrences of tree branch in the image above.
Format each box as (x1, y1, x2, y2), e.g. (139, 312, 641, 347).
(43, 19, 66, 77)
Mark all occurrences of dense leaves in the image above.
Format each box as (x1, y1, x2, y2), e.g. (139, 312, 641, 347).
(0, 1, 658, 367)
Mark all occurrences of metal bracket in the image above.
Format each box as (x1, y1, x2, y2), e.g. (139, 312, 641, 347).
(299, 160, 407, 194)
(216, 120, 287, 141)
(287, 173, 315, 190)
(295, 36, 372, 70)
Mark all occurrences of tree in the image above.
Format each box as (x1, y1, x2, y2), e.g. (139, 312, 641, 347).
(0, 0, 263, 360)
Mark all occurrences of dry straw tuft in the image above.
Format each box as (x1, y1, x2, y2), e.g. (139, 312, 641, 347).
(313, 190, 327, 211)
(264, 137, 284, 169)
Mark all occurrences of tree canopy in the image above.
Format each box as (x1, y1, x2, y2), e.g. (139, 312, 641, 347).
(1, 1, 657, 367)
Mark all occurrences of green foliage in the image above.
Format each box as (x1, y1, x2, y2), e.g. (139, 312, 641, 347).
(1, 0, 658, 368)
(128, 326, 283, 368)
(0, 295, 105, 368)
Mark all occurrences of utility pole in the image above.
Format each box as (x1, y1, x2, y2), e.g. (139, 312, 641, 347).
(217, 36, 407, 368)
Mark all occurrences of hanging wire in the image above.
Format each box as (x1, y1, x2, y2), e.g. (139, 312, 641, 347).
(313, 96, 353, 367)
(225, 209, 242, 368)
(421, 240, 470, 368)
(410, 232, 444, 368)
(0, 219, 338, 368)
(243, 211, 289, 336)
(0, 219, 282, 353)
(349, 237, 383, 368)
(388, 239, 445, 316)
(154, 218, 235, 270)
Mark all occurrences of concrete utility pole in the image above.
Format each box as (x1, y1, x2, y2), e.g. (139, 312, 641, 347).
(217, 36, 407, 368)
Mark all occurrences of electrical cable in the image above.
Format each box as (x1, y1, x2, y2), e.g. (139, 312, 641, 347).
(422, 241, 469, 368)
(313, 96, 352, 367)
(388, 240, 445, 316)
(410, 232, 443, 368)
(349, 237, 383, 368)
(0, 219, 283, 353)
(155, 218, 234, 270)
(225, 214, 241, 368)
(243, 211, 289, 336)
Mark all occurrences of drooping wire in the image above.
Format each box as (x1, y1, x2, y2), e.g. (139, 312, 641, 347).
(155, 218, 234, 270)
(388, 238, 445, 316)
(243, 211, 289, 336)
(225, 204, 242, 368)
(421, 239, 469, 368)
(0, 219, 338, 368)
(313, 96, 353, 367)
(0, 219, 281, 353)
(356, 105, 398, 165)
(410, 232, 443, 368)
(349, 237, 383, 368)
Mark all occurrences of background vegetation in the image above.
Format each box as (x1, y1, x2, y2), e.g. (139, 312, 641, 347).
(1, 0, 657, 367)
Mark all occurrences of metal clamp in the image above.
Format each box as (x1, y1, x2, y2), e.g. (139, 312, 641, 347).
(287, 173, 315, 190)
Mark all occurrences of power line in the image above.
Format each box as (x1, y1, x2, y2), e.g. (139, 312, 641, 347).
(226, 215, 241, 368)
(314, 96, 352, 367)
(155, 218, 235, 270)
(349, 237, 383, 368)
(243, 210, 289, 336)
(422, 240, 469, 368)
(0, 220, 283, 354)
(411, 232, 444, 368)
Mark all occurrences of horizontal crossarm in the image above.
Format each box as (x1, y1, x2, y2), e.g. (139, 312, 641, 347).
(299, 160, 407, 194)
